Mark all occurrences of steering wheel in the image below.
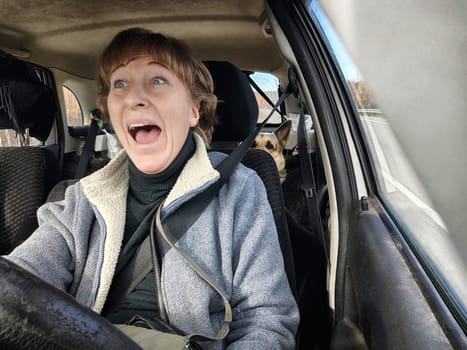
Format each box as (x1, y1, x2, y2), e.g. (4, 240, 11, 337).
(0, 257, 141, 350)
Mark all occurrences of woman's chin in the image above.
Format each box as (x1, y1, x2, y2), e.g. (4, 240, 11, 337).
(130, 156, 169, 175)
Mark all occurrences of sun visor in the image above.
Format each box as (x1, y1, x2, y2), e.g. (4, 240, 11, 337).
(0, 50, 57, 142)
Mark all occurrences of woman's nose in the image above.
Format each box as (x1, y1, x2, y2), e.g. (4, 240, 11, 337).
(126, 85, 149, 109)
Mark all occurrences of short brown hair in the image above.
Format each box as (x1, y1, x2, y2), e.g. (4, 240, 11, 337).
(96, 27, 217, 143)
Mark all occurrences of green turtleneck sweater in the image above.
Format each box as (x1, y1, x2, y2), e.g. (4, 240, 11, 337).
(104, 132, 195, 324)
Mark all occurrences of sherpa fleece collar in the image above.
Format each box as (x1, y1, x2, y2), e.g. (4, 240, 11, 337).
(82, 133, 219, 208)
(79, 133, 219, 312)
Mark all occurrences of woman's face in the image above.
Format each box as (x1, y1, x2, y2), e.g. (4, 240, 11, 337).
(107, 56, 199, 174)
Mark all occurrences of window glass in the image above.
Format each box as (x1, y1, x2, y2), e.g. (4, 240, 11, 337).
(63, 86, 83, 126)
(249, 72, 282, 124)
(308, 0, 466, 316)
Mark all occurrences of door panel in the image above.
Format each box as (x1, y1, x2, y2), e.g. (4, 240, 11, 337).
(336, 200, 452, 349)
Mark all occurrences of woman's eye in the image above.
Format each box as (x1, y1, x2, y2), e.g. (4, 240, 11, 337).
(152, 77, 166, 86)
(113, 80, 127, 89)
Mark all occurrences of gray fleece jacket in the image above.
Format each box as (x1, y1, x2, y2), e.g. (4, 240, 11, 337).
(6, 134, 299, 349)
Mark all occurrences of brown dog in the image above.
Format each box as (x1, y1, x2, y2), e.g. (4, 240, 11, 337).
(253, 120, 292, 182)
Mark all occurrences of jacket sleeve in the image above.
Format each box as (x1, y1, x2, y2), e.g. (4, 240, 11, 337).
(4, 182, 92, 293)
(226, 170, 299, 350)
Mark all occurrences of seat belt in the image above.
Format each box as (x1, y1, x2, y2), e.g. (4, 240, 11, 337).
(74, 109, 102, 179)
(104, 68, 299, 313)
(247, 74, 287, 123)
(165, 84, 294, 239)
(297, 103, 329, 262)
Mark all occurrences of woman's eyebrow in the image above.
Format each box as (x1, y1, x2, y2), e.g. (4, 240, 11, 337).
(147, 61, 170, 70)
(110, 63, 126, 75)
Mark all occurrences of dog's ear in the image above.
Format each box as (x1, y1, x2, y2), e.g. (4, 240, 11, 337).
(275, 120, 292, 147)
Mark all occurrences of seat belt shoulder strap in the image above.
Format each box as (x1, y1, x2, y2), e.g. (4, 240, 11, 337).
(297, 105, 329, 261)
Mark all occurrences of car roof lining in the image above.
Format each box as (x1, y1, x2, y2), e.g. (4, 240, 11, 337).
(0, 0, 286, 79)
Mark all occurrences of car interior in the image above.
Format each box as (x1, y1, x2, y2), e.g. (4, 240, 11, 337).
(0, 1, 330, 348)
(0, 45, 329, 350)
(0, 0, 465, 349)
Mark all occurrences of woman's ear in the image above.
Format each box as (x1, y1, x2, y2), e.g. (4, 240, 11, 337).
(190, 103, 200, 127)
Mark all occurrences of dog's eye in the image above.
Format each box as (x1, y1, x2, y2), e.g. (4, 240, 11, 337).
(266, 141, 275, 150)
(252, 141, 257, 148)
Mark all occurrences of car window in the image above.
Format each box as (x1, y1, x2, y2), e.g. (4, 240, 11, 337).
(249, 72, 282, 124)
(308, 0, 466, 322)
(63, 86, 83, 126)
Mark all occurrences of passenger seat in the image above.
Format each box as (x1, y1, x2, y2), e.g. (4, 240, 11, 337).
(0, 50, 61, 254)
(0, 146, 59, 255)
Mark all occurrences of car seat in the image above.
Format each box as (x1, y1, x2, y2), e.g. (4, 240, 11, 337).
(0, 147, 59, 255)
(204, 60, 297, 293)
(0, 50, 60, 255)
(205, 61, 334, 349)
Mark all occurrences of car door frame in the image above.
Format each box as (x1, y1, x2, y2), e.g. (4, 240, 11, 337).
(267, 0, 465, 348)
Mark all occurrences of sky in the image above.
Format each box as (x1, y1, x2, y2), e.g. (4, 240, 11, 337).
(310, 1, 362, 82)
(251, 72, 279, 93)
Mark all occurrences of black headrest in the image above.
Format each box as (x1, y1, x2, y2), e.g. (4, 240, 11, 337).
(204, 61, 258, 142)
(0, 50, 57, 141)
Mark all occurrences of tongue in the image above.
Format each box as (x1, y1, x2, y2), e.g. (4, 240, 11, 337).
(135, 126, 161, 144)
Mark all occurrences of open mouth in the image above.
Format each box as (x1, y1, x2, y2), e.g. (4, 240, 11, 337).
(128, 123, 161, 144)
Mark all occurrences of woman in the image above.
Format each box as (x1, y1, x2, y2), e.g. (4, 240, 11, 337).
(6, 28, 298, 349)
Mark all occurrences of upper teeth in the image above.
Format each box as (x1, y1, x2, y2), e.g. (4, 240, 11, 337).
(129, 123, 148, 129)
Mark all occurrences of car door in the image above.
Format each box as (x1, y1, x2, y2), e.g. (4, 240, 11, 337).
(267, 0, 466, 348)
